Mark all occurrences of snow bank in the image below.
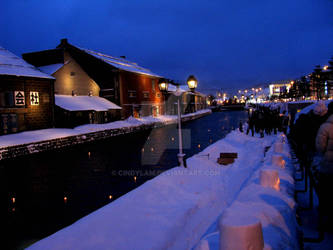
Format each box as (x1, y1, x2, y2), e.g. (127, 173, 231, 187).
(0, 110, 211, 148)
(28, 131, 275, 250)
(196, 135, 299, 250)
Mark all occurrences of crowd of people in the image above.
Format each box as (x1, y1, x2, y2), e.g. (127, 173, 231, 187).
(289, 100, 333, 229)
(239, 100, 333, 229)
(241, 105, 290, 137)
(238, 100, 333, 229)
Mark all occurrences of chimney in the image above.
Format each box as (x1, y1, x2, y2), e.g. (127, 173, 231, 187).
(60, 38, 68, 45)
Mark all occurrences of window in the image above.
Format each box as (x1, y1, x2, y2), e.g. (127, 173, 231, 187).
(30, 92, 39, 105)
(70, 71, 76, 76)
(156, 93, 161, 98)
(143, 91, 150, 98)
(152, 79, 156, 93)
(0, 92, 5, 107)
(128, 90, 136, 98)
(0, 113, 18, 134)
(0, 91, 15, 108)
(14, 91, 25, 106)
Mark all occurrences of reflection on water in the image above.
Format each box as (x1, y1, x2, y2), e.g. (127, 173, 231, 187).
(0, 111, 247, 249)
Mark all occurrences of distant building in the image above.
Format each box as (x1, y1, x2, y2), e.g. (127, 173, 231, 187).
(23, 39, 164, 119)
(166, 85, 207, 114)
(0, 46, 55, 135)
(54, 95, 121, 127)
(22, 46, 122, 126)
(268, 80, 293, 98)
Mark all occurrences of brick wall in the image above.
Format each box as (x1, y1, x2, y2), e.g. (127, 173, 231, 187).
(0, 76, 54, 133)
(119, 71, 164, 118)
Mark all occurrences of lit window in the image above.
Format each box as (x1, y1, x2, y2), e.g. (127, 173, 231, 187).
(30, 92, 39, 105)
(128, 90, 136, 98)
(14, 91, 25, 106)
(143, 91, 149, 98)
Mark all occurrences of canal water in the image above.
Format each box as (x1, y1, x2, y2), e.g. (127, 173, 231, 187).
(0, 110, 247, 249)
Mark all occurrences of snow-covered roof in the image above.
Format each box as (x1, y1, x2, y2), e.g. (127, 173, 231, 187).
(55, 95, 122, 111)
(38, 63, 64, 75)
(0, 46, 54, 79)
(78, 47, 161, 77)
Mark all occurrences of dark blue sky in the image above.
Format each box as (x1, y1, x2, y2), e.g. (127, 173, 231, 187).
(1, 0, 333, 93)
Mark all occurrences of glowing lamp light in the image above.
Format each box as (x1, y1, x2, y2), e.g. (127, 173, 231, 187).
(134, 176, 137, 182)
(158, 78, 169, 92)
(109, 195, 113, 200)
(323, 65, 329, 71)
(64, 196, 68, 203)
(260, 169, 280, 191)
(187, 75, 198, 91)
(11, 197, 16, 204)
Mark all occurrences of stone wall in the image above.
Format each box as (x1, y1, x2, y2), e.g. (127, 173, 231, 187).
(0, 110, 210, 161)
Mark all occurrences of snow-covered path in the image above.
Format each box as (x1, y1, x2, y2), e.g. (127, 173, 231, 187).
(28, 131, 276, 250)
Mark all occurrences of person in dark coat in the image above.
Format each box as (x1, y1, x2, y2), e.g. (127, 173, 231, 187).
(316, 109, 333, 228)
(246, 113, 255, 136)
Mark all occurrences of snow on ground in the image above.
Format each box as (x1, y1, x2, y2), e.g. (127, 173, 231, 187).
(0, 109, 211, 148)
(28, 131, 296, 250)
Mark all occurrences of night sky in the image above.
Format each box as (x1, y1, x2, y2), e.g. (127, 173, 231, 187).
(1, 0, 333, 94)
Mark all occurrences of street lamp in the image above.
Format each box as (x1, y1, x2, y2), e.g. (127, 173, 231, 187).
(158, 78, 169, 92)
(158, 78, 169, 115)
(173, 84, 186, 167)
(187, 75, 198, 92)
(158, 79, 185, 167)
(187, 75, 198, 113)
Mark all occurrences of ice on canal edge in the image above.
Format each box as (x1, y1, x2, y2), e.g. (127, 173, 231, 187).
(28, 130, 298, 250)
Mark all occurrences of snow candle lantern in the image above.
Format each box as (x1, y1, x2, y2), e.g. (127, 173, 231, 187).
(219, 212, 264, 250)
(271, 154, 285, 168)
(260, 169, 280, 191)
(274, 142, 284, 153)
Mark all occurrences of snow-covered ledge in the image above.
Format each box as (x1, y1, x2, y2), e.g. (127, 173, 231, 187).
(0, 109, 211, 160)
(195, 135, 299, 250)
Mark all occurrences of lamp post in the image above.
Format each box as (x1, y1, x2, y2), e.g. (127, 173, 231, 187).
(174, 84, 185, 167)
(187, 75, 198, 113)
(158, 78, 169, 115)
(159, 80, 185, 167)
